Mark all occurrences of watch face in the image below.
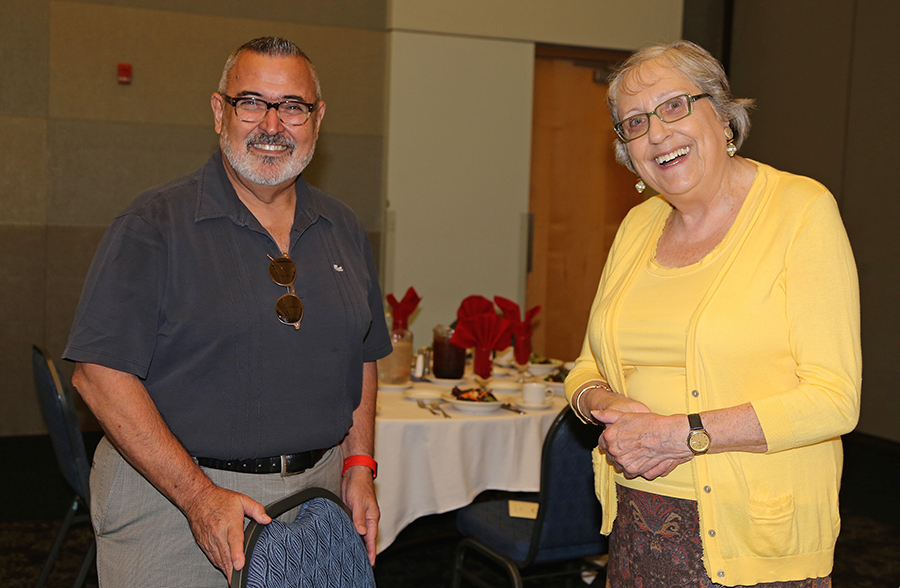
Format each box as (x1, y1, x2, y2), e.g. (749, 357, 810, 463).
(688, 431, 711, 454)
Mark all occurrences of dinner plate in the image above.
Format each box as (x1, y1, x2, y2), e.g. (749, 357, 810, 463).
(527, 360, 563, 376)
(512, 395, 554, 411)
(402, 388, 444, 401)
(379, 382, 412, 392)
(441, 393, 504, 414)
(427, 376, 467, 387)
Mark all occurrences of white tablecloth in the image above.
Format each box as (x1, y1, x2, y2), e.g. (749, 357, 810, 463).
(373, 382, 567, 553)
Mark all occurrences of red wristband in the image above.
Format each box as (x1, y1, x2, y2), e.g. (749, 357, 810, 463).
(342, 455, 377, 479)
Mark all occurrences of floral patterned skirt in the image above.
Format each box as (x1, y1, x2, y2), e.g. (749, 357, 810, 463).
(606, 485, 831, 588)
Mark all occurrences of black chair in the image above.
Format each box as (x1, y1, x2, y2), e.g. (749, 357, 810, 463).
(451, 406, 607, 588)
(233, 487, 376, 588)
(31, 344, 95, 588)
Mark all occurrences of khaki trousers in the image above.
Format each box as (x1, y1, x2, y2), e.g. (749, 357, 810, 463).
(90, 436, 343, 588)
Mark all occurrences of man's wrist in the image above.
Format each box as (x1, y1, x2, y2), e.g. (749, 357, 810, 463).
(342, 455, 377, 479)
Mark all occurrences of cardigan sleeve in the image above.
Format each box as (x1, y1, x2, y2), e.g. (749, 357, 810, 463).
(564, 209, 633, 406)
(751, 192, 862, 453)
(565, 199, 663, 410)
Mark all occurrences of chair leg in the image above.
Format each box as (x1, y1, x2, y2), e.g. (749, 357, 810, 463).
(451, 540, 464, 588)
(452, 538, 523, 588)
(73, 539, 96, 588)
(36, 496, 80, 588)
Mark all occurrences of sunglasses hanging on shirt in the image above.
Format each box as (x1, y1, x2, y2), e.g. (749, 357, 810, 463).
(267, 253, 303, 330)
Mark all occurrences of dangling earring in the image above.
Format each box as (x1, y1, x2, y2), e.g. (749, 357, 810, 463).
(635, 179, 646, 194)
(724, 127, 737, 158)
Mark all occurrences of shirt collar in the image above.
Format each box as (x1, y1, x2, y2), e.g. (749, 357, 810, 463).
(194, 150, 332, 228)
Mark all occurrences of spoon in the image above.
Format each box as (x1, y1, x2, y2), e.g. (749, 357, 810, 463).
(417, 399, 439, 416)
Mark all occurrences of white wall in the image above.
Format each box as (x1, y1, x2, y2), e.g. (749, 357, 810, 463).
(389, 0, 683, 49)
(383, 1, 683, 345)
(383, 31, 534, 344)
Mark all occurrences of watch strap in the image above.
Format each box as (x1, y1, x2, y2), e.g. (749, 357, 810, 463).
(688, 412, 703, 430)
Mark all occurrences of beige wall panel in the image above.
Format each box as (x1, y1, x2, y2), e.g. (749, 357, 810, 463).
(729, 0, 853, 198)
(388, 0, 682, 50)
(46, 225, 107, 432)
(0, 226, 48, 436)
(45, 226, 107, 359)
(840, 0, 900, 443)
(85, 0, 386, 30)
(0, 116, 48, 225)
(47, 120, 219, 227)
(0, 0, 50, 117)
(48, 1, 385, 136)
(304, 132, 383, 231)
(384, 31, 534, 345)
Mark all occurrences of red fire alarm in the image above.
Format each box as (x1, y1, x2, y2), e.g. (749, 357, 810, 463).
(117, 63, 132, 85)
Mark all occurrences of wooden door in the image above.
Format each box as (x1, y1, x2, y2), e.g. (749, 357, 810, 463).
(527, 48, 640, 361)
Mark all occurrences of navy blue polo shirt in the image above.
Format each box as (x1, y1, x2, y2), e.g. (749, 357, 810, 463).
(64, 152, 392, 459)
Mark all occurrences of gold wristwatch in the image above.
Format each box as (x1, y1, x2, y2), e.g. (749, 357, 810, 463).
(687, 413, 711, 455)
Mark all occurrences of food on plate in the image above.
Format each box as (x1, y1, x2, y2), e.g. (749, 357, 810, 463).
(451, 387, 498, 402)
(544, 367, 570, 383)
(529, 353, 561, 365)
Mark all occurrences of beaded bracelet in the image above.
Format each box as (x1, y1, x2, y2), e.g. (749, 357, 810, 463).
(572, 383, 612, 426)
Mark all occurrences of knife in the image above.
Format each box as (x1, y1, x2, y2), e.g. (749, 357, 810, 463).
(501, 403, 525, 415)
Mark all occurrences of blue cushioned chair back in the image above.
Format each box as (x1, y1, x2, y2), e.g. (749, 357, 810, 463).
(528, 407, 605, 563)
(32, 345, 91, 503)
(238, 489, 375, 588)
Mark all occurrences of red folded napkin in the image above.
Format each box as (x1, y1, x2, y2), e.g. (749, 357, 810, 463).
(386, 287, 421, 331)
(456, 295, 495, 321)
(451, 309, 510, 380)
(494, 296, 541, 365)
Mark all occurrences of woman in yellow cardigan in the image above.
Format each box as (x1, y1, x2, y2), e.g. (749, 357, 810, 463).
(566, 41, 860, 587)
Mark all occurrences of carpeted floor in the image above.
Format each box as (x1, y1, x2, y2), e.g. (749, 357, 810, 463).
(2, 432, 898, 587)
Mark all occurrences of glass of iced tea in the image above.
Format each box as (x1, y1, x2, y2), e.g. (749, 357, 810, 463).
(432, 325, 466, 379)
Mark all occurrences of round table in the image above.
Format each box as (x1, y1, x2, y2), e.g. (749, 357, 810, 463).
(373, 380, 568, 553)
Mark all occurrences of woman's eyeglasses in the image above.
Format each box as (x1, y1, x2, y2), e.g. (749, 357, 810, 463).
(267, 253, 303, 330)
(614, 93, 711, 142)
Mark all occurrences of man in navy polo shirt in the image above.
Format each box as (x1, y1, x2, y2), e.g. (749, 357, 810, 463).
(64, 37, 392, 587)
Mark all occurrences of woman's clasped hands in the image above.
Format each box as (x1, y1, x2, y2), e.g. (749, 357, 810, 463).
(592, 401, 693, 481)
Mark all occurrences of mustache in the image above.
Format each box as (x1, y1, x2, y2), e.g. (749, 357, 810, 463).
(245, 132, 295, 151)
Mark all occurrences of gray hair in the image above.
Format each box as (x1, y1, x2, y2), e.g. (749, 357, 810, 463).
(607, 40, 754, 173)
(217, 37, 322, 102)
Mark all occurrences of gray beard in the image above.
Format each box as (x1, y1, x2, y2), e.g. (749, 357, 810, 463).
(220, 128, 316, 186)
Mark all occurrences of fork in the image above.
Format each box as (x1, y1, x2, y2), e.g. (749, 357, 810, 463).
(434, 404, 452, 419)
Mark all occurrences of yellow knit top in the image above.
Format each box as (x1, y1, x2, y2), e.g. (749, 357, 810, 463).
(616, 233, 733, 499)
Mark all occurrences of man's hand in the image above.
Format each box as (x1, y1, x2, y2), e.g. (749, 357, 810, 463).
(181, 484, 271, 583)
(341, 466, 380, 565)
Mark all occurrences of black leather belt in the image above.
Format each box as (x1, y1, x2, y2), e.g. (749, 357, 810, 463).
(197, 448, 329, 477)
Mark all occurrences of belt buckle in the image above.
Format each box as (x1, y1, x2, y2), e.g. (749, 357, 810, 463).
(280, 454, 304, 477)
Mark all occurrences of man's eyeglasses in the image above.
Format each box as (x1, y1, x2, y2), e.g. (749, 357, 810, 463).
(614, 93, 711, 143)
(221, 94, 316, 126)
(267, 253, 303, 330)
